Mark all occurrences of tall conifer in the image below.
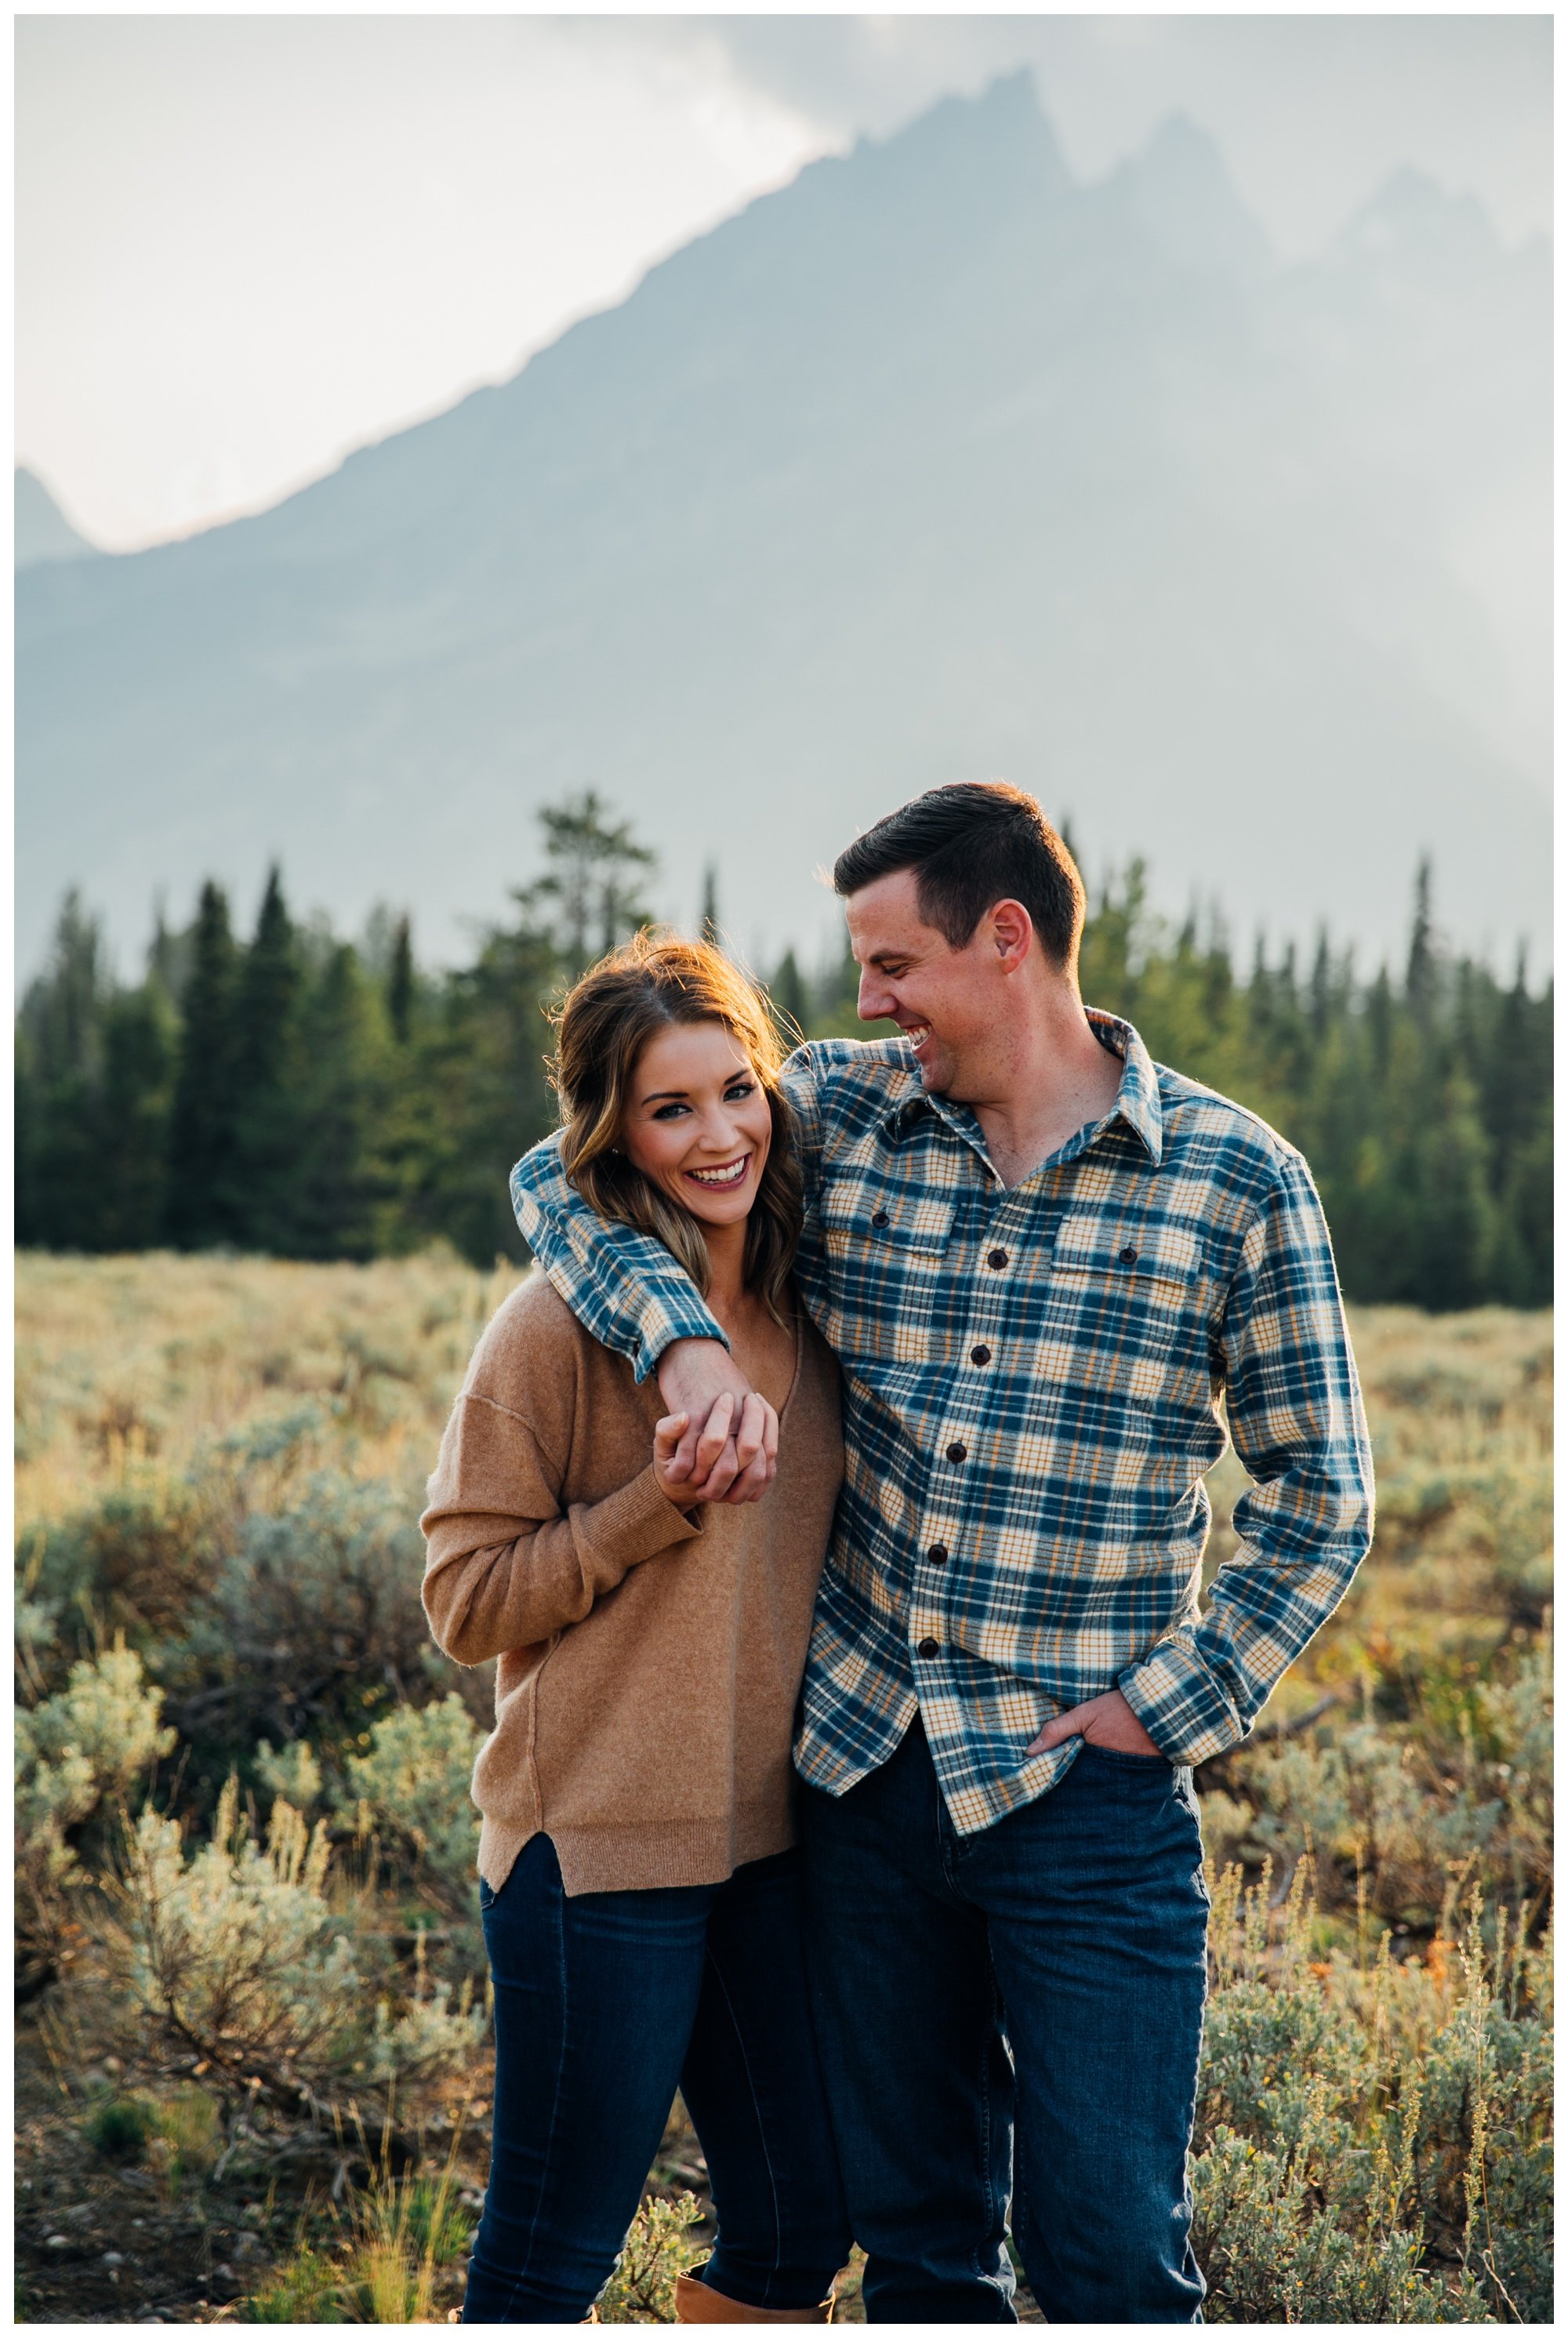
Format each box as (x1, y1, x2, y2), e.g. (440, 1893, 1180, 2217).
(771, 948, 809, 1044)
(227, 867, 303, 1247)
(288, 944, 386, 1259)
(97, 982, 179, 1249)
(701, 866, 721, 949)
(165, 881, 242, 1247)
(14, 894, 108, 1247)
(388, 915, 415, 1044)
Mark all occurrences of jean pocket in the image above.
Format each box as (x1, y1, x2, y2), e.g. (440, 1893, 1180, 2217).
(478, 1875, 498, 1914)
(1077, 1740, 1172, 1771)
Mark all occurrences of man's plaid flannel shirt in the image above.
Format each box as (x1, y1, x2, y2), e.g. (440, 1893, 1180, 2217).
(511, 1011, 1374, 1835)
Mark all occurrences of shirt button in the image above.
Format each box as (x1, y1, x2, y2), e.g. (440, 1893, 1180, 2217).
(987, 1248, 1009, 1270)
(871, 1208, 890, 1229)
(916, 1638, 940, 1659)
(946, 1441, 967, 1464)
(927, 1543, 949, 1566)
(1120, 1244, 1139, 1266)
(970, 1344, 991, 1365)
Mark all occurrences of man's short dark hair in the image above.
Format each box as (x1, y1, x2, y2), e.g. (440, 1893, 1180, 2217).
(832, 782, 1086, 970)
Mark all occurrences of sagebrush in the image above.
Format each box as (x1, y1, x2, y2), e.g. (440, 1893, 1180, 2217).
(14, 1257, 1552, 2322)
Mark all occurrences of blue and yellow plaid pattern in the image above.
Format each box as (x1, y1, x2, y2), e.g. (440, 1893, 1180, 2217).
(511, 1012, 1374, 1835)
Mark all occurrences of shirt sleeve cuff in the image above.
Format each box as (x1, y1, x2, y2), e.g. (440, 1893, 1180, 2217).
(626, 1297, 732, 1385)
(1118, 1640, 1244, 1767)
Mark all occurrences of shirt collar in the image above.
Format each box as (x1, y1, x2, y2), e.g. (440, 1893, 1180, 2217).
(880, 1007, 1164, 1167)
(1083, 1008, 1164, 1165)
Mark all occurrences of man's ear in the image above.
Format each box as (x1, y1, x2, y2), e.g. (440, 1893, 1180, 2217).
(989, 899, 1035, 973)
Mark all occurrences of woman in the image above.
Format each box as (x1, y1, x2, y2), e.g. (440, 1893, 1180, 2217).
(421, 935, 851, 2326)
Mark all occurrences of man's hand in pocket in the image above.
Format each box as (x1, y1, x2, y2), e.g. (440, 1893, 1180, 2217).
(1026, 1687, 1164, 1759)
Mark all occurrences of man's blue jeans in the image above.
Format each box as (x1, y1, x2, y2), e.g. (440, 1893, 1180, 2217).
(800, 1719, 1210, 2323)
(462, 1835, 852, 2323)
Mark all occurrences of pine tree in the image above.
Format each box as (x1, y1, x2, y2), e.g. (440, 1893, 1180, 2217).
(1309, 931, 1333, 1041)
(165, 881, 242, 1248)
(388, 914, 415, 1044)
(1406, 859, 1437, 1029)
(513, 791, 656, 978)
(701, 866, 721, 950)
(390, 912, 557, 1265)
(811, 931, 867, 1038)
(147, 897, 194, 1004)
(771, 948, 810, 1046)
(1410, 1066, 1497, 1310)
(96, 980, 179, 1249)
(286, 943, 387, 1260)
(15, 894, 109, 1247)
(224, 866, 305, 1247)
(1366, 966, 1394, 1084)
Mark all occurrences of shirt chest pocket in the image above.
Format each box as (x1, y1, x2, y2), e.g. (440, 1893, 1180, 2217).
(1034, 1214, 1205, 1398)
(818, 1178, 958, 1367)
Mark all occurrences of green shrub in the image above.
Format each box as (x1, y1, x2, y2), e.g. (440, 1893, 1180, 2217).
(64, 1483, 210, 1637)
(598, 2192, 706, 2324)
(147, 2082, 223, 2198)
(16, 1641, 176, 1990)
(254, 1736, 325, 1816)
(238, 2244, 345, 2323)
(118, 1777, 361, 2092)
(395, 2173, 475, 2267)
(236, 2151, 474, 2324)
(116, 1775, 482, 2106)
(82, 2091, 160, 2161)
(16, 1640, 176, 1832)
(344, 1694, 482, 1910)
(1191, 1861, 1552, 2322)
(365, 1975, 485, 2089)
(163, 1471, 438, 1789)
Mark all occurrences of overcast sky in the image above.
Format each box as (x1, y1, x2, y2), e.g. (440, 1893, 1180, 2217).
(16, 13, 1552, 552)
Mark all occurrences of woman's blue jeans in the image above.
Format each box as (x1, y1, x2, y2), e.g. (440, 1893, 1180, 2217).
(461, 1834, 852, 2323)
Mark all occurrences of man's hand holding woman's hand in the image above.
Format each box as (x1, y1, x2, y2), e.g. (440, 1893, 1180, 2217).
(654, 1339, 779, 1506)
(1025, 1686, 1164, 1759)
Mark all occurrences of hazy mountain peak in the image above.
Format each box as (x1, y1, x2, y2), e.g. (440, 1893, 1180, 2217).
(851, 67, 1069, 198)
(15, 467, 100, 571)
(1104, 111, 1272, 281)
(15, 80, 1548, 981)
(1336, 165, 1500, 271)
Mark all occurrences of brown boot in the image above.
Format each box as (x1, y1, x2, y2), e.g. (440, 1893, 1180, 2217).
(673, 2264, 835, 2323)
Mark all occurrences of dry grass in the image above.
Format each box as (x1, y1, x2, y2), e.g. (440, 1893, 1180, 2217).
(16, 1247, 521, 1527)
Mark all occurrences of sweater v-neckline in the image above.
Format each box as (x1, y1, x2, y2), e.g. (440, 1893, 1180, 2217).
(778, 1309, 804, 1426)
(725, 1304, 804, 1427)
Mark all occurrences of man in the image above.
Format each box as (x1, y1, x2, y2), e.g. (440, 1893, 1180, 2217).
(511, 782, 1374, 2323)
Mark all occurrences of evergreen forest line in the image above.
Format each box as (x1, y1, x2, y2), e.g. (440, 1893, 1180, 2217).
(15, 795, 1552, 1312)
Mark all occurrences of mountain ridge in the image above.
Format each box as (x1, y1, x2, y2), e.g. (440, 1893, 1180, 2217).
(15, 467, 102, 571)
(17, 75, 1549, 977)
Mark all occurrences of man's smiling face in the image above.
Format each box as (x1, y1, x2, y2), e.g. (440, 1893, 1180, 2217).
(845, 867, 1013, 1099)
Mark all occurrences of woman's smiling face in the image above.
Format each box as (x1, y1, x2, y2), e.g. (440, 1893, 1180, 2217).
(620, 1018, 773, 1229)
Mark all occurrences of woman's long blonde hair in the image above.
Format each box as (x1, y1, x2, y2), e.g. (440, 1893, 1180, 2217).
(551, 932, 802, 1327)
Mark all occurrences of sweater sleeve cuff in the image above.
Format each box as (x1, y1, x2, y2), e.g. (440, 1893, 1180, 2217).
(1118, 1640, 1244, 1768)
(575, 1463, 706, 1574)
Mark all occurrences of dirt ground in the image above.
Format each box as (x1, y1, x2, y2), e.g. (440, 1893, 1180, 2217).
(16, 1984, 1044, 2325)
(15, 1956, 487, 2326)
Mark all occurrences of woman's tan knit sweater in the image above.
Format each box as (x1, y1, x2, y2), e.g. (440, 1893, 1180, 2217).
(420, 1271, 843, 1897)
